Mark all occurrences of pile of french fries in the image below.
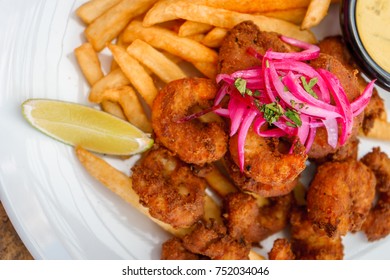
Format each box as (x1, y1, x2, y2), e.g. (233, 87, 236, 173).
(73, 0, 390, 259)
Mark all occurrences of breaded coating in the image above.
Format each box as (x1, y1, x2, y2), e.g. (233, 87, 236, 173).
(224, 191, 292, 243)
(308, 53, 363, 159)
(318, 35, 386, 135)
(268, 238, 295, 260)
(132, 147, 206, 228)
(361, 147, 390, 241)
(182, 221, 250, 260)
(224, 153, 298, 197)
(161, 237, 202, 260)
(290, 207, 344, 260)
(152, 78, 228, 165)
(230, 128, 307, 187)
(218, 21, 294, 74)
(306, 160, 376, 237)
(313, 136, 359, 165)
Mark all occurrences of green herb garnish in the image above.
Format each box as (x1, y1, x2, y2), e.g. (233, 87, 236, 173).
(300, 76, 318, 99)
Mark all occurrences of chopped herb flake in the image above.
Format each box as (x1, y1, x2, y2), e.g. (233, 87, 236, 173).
(261, 102, 284, 124)
(234, 78, 247, 95)
(285, 109, 302, 127)
(300, 76, 318, 99)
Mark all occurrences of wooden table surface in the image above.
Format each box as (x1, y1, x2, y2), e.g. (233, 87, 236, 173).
(0, 201, 33, 260)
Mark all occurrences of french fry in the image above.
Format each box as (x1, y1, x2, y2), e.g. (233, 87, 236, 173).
(262, 8, 307, 25)
(75, 146, 192, 237)
(204, 165, 237, 197)
(74, 42, 126, 120)
(127, 39, 187, 83)
(74, 42, 104, 86)
(192, 61, 217, 80)
(108, 43, 158, 107)
(361, 119, 390, 141)
(85, 0, 158, 51)
(100, 100, 127, 120)
(97, 86, 152, 133)
(301, 0, 331, 30)
(178, 21, 213, 37)
(143, 1, 317, 43)
(123, 20, 219, 64)
(89, 68, 130, 103)
(76, 0, 122, 24)
(201, 27, 228, 48)
(167, 0, 339, 13)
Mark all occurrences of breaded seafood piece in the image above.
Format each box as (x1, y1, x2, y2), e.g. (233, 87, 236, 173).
(306, 160, 376, 237)
(152, 77, 228, 165)
(224, 153, 298, 197)
(182, 220, 250, 260)
(161, 237, 202, 260)
(361, 147, 390, 241)
(132, 146, 206, 228)
(218, 21, 294, 74)
(291, 207, 344, 260)
(230, 128, 307, 187)
(308, 53, 363, 160)
(318, 35, 386, 136)
(223, 191, 292, 244)
(268, 238, 295, 260)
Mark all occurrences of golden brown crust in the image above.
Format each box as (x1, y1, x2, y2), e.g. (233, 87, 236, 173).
(224, 153, 298, 197)
(306, 160, 376, 237)
(152, 77, 228, 165)
(290, 207, 344, 260)
(223, 191, 292, 243)
(268, 238, 295, 260)
(218, 21, 294, 74)
(161, 237, 202, 260)
(132, 147, 206, 228)
(182, 221, 250, 260)
(361, 147, 390, 241)
(229, 129, 307, 186)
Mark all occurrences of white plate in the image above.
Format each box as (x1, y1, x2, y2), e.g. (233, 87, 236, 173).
(0, 1, 389, 260)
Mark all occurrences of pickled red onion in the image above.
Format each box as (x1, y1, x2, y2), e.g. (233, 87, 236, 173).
(211, 35, 375, 172)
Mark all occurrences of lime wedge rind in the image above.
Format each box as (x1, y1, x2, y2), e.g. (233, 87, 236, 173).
(21, 99, 153, 155)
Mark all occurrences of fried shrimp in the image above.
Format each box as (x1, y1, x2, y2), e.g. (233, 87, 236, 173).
(268, 239, 295, 260)
(161, 237, 202, 260)
(131, 146, 206, 228)
(152, 78, 228, 165)
(223, 191, 292, 244)
(361, 147, 390, 241)
(224, 153, 298, 197)
(182, 220, 250, 260)
(229, 128, 307, 186)
(308, 53, 363, 160)
(290, 206, 344, 260)
(306, 160, 376, 237)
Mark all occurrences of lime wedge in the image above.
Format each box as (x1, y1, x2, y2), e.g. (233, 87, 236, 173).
(22, 99, 153, 155)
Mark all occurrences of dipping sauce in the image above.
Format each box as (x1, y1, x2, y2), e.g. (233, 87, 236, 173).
(341, 0, 390, 91)
(356, 0, 390, 73)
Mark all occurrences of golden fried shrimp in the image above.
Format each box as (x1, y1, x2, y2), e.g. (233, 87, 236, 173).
(361, 147, 390, 241)
(223, 191, 292, 244)
(318, 36, 386, 135)
(182, 220, 250, 260)
(131, 146, 206, 228)
(308, 53, 363, 160)
(268, 239, 295, 260)
(224, 153, 298, 197)
(218, 21, 294, 74)
(229, 128, 307, 186)
(290, 207, 344, 260)
(152, 78, 228, 165)
(306, 160, 376, 237)
(161, 237, 202, 260)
